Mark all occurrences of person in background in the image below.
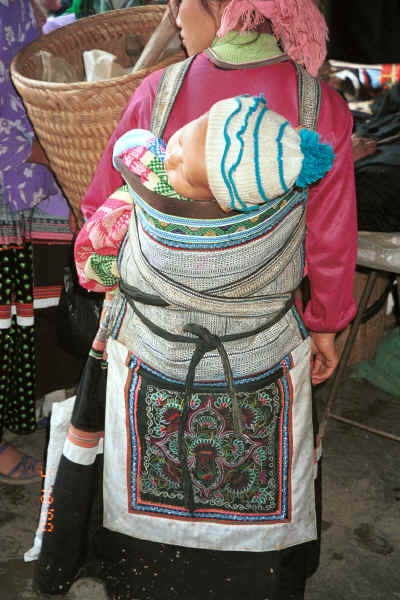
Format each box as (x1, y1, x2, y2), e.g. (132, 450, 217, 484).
(0, 0, 77, 483)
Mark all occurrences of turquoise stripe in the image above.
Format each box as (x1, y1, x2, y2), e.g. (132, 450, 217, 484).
(228, 95, 261, 212)
(276, 121, 289, 192)
(253, 105, 269, 202)
(220, 97, 243, 211)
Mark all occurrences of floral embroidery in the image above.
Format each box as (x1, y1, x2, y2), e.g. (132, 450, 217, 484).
(126, 358, 292, 523)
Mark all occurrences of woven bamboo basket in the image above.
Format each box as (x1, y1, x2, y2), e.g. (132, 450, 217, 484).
(11, 6, 185, 223)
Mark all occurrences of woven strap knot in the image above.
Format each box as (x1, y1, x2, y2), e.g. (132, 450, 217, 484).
(180, 322, 244, 513)
(183, 322, 219, 352)
(183, 322, 244, 436)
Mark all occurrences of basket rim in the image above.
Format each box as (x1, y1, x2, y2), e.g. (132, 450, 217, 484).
(11, 52, 185, 92)
(10, 5, 173, 91)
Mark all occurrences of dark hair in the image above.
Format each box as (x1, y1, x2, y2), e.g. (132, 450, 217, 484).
(168, 0, 272, 34)
(168, 0, 226, 25)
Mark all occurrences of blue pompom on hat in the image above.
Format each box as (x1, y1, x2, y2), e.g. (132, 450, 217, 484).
(205, 94, 335, 213)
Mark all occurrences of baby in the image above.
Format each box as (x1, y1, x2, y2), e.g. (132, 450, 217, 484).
(75, 94, 334, 292)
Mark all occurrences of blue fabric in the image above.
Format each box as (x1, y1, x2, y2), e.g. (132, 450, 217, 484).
(112, 129, 166, 169)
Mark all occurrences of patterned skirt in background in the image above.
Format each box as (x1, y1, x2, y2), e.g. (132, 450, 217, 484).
(0, 243, 37, 436)
(0, 192, 82, 441)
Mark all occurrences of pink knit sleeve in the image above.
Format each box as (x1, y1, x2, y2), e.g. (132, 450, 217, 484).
(74, 190, 132, 292)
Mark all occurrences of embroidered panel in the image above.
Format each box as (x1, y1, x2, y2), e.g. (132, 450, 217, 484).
(135, 190, 306, 250)
(125, 357, 293, 524)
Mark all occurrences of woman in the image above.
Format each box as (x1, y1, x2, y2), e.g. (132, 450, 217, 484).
(0, 0, 77, 484)
(35, 0, 357, 598)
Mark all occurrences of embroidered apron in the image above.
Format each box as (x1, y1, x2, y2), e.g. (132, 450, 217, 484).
(103, 58, 321, 552)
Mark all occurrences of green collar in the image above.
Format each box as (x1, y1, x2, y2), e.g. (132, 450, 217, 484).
(210, 32, 283, 65)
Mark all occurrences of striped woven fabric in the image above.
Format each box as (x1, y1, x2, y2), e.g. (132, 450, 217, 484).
(109, 179, 308, 383)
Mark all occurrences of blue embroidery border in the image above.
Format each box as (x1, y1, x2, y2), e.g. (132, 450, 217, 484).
(137, 194, 306, 250)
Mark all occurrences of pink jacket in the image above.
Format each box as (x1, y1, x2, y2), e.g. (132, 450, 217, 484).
(80, 54, 357, 333)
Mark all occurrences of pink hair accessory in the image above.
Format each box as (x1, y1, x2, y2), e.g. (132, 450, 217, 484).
(217, 0, 328, 77)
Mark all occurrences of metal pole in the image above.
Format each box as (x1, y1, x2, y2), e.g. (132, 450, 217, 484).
(319, 270, 378, 438)
(329, 414, 400, 443)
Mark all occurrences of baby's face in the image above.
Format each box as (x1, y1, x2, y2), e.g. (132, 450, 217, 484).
(164, 113, 213, 201)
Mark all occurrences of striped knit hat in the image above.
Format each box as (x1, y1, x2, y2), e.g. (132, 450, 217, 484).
(206, 94, 335, 213)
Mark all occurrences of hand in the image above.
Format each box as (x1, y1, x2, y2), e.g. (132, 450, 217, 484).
(46, 0, 62, 11)
(30, 0, 47, 29)
(351, 134, 377, 163)
(26, 140, 49, 166)
(309, 331, 339, 385)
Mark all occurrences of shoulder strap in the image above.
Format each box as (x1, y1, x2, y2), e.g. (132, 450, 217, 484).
(151, 57, 321, 137)
(295, 63, 322, 130)
(150, 55, 196, 139)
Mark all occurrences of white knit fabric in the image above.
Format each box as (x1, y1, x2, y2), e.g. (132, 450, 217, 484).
(206, 96, 303, 212)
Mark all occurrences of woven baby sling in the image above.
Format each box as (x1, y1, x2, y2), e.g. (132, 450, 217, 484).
(116, 56, 321, 512)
